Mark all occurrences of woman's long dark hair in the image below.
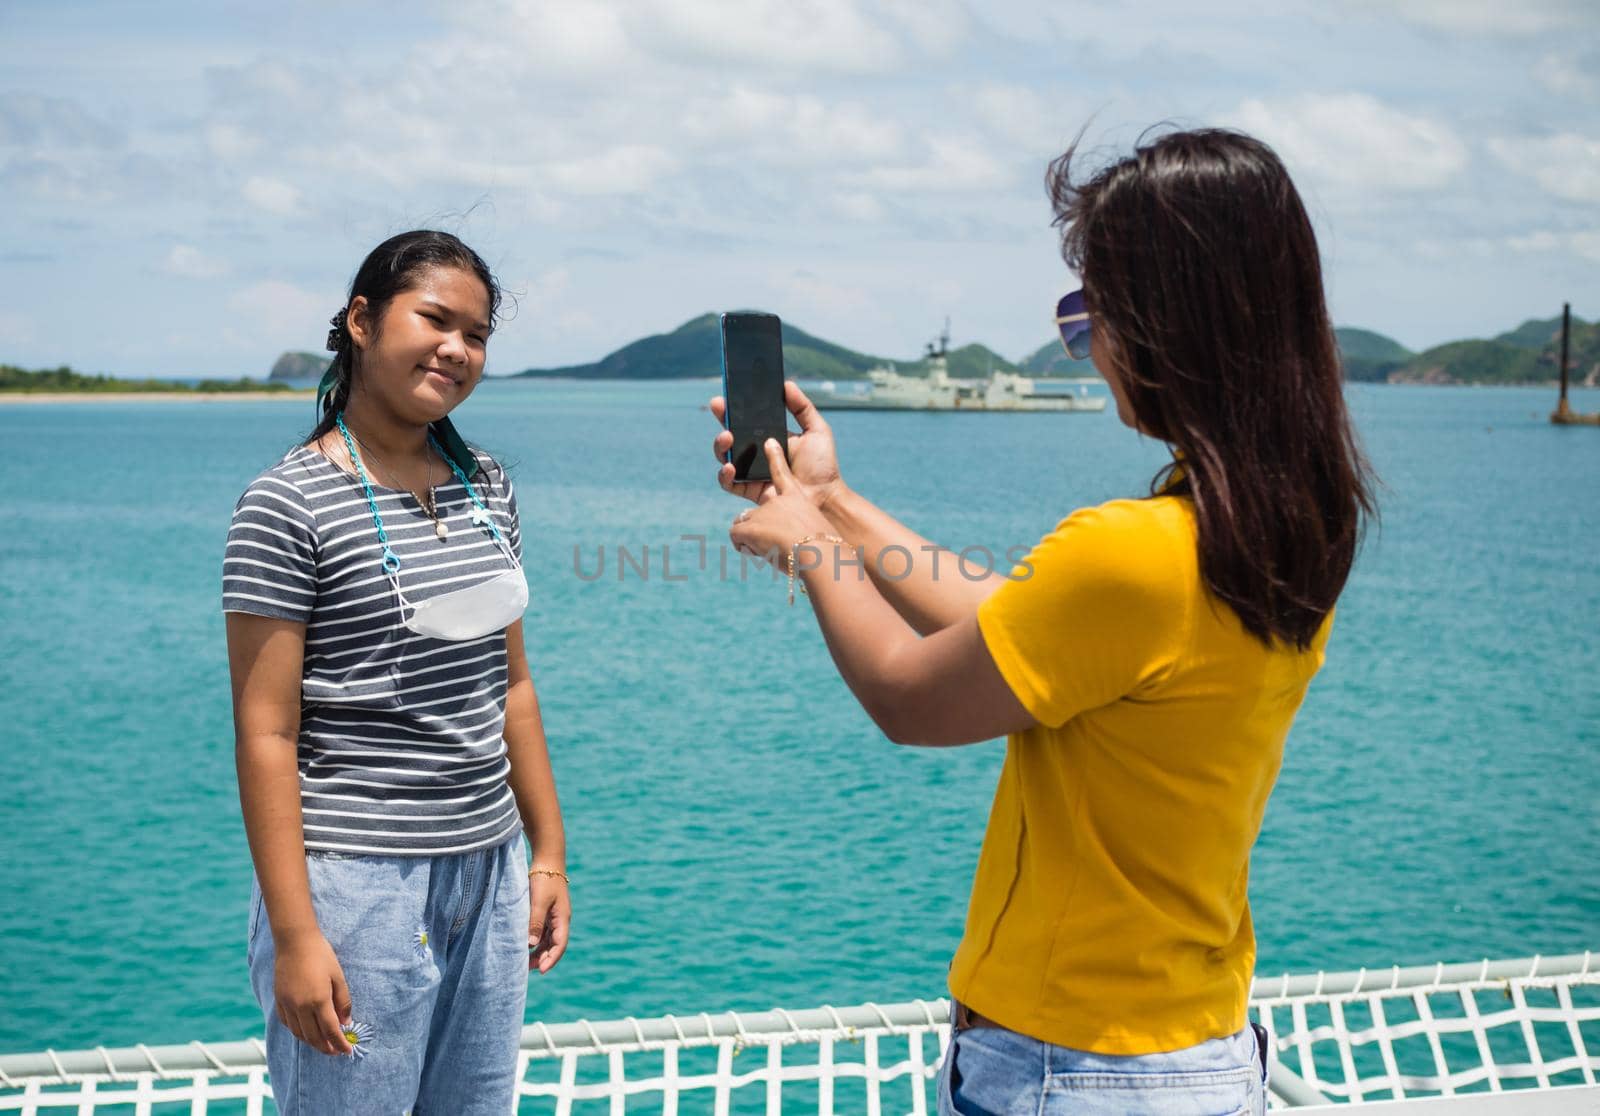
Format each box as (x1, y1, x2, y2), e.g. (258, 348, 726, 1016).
(310, 230, 502, 443)
(1049, 128, 1375, 650)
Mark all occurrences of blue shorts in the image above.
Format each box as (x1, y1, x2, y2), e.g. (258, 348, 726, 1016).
(937, 1002, 1267, 1116)
(247, 834, 530, 1115)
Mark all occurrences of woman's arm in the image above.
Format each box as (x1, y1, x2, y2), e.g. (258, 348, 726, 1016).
(713, 383, 1008, 637)
(227, 613, 353, 1056)
(728, 443, 1036, 746)
(814, 483, 1008, 636)
(503, 620, 569, 974)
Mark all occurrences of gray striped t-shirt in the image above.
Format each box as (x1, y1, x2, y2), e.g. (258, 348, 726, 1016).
(222, 443, 525, 856)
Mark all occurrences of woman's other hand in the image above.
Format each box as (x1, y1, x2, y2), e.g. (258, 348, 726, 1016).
(274, 931, 354, 1056)
(728, 439, 835, 563)
(528, 873, 570, 974)
(712, 381, 843, 508)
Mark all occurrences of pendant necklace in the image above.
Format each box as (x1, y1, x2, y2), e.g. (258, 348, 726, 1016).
(423, 455, 448, 541)
(345, 427, 448, 541)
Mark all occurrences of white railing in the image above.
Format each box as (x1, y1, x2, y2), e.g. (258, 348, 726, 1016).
(1, 952, 1595, 1113)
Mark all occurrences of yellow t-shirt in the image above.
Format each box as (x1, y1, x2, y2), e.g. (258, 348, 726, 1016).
(952, 494, 1331, 1054)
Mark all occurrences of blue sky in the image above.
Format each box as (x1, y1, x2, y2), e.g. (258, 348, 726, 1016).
(1, 0, 1596, 376)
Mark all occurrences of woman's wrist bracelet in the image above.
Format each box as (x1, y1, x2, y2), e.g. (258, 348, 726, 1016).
(529, 867, 569, 884)
(787, 534, 852, 606)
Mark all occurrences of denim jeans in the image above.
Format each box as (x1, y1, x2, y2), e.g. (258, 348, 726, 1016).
(936, 1003, 1267, 1116)
(247, 834, 531, 1115)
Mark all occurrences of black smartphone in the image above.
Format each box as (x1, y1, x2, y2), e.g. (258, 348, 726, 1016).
(719, 311, 788, 483)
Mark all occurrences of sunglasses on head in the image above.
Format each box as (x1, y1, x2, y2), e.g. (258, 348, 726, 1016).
(1055, 289, 1091, 360)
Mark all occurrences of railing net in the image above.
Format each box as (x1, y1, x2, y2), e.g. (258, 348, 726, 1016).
(1256, 952, 1599, 1106)
(1, 952, 1594, 1113)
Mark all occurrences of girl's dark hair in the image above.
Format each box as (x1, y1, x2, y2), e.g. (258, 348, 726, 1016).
(310, 230, 502, 441)
(1048, 128, 1375, 650)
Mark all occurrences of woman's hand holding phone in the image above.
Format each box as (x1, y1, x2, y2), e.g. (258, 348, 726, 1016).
(712, 381, 843, 509)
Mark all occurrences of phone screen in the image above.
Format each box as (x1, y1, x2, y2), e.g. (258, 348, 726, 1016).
(720, 312, 788, 483)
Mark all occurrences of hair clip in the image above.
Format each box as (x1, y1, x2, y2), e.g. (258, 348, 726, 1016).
(326, 307, 350, 352)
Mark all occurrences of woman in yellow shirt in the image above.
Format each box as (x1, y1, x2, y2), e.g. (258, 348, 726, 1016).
(712, 127, 1373, 1115)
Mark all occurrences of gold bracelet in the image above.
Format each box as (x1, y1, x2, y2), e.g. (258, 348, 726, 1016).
(788, 533, 852, 606)
(529, 868, 569, 884)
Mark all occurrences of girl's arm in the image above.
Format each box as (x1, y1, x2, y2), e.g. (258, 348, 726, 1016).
(503, 619, 569, 973)
(227, 613, 353, 1055)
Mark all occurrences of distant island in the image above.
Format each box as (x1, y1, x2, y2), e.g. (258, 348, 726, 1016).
(512, 311, 1598, 387)
(1338, 315, 1599, 386)
(269, 351, 332, 383)
(0, 363, 299, 395)
(512, 313, 1031, 383)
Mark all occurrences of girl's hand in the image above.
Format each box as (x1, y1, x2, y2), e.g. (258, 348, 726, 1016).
(712, 381, 844, 509)
(728, 439, 836, 564)
(528, 872, 570, 974)
(274, 931, 354, 1056)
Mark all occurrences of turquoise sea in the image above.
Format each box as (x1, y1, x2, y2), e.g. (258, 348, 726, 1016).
(0, 380, 1596, 1056)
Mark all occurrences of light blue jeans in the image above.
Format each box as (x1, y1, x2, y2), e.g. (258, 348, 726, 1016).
(936, 1003, 1267, 1116)
(247, 834, 531, 1115)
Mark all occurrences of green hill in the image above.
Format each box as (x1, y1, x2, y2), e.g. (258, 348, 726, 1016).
(270, 351, 332, 383)
(1021, 339, 1100, 378)
(1389, 340, 1541, 385)
(512, 309, 1595, 387)
(0, 363, 294, 394)
(513, 314, 1021, 381)
(1494, 315, 1590, 351)
(1335, 327, 1413, 382)
(1388, 319, 1598, 385)
(514, 313, 884, 380)
(1021, 327, 1417, 382)
(943, 343, 1021, 379)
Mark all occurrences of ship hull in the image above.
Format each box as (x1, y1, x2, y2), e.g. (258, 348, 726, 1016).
(816, 397, 1107, 413)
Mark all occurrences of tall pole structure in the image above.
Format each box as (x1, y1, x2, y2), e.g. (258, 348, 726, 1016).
(1558, 302, 1571, 410)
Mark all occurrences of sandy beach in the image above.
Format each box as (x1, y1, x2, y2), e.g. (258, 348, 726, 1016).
(0, 391, 315, 405)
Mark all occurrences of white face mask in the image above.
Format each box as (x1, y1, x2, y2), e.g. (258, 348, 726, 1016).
(395, 564, 528, 641)
(339, 414, 527, 642)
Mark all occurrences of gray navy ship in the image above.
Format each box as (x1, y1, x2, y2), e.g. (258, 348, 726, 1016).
(812, 323, 1106, 413)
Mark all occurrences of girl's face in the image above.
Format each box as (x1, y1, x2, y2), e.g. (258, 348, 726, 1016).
(350, 266, 491, 423)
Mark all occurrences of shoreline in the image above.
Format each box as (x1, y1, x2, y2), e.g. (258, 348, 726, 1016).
(0, 390, 315, 405)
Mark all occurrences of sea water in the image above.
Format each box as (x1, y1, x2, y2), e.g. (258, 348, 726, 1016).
(0, 380, 1595, 1054)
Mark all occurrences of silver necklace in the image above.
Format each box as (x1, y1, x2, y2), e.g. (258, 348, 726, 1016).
(343, 428, 448, 541)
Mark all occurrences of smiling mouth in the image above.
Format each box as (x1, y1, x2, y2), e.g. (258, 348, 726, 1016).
(420, 366, 462, 386)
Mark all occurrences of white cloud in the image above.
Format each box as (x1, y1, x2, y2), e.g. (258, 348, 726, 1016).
(0, 93, 120, 148)
(778, 269, 872, 321)
(1232, 93, 1468, 198)
(1341, 0, 1594, 34)
(829, 190, 886, 222)
(495, 266, 600, 350)
(205, 123, 258, 161)
(226, 280, 327, 346)
(0, 311, 35, 347)
(1506, 228, 1600, 262)
(1487, 133, 1600, 203)
(1535, 50, 1600, 101)
(849, 135, 1012, 194)
(241, 175, 302, 215)
(680, 87, 903, 166)
(459, 0, 960, 79)
(162, 244, 230, 279)
(638, 0, 909, 74)
(545, 145, 678, 196)
(966, 84, 1081, 156)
